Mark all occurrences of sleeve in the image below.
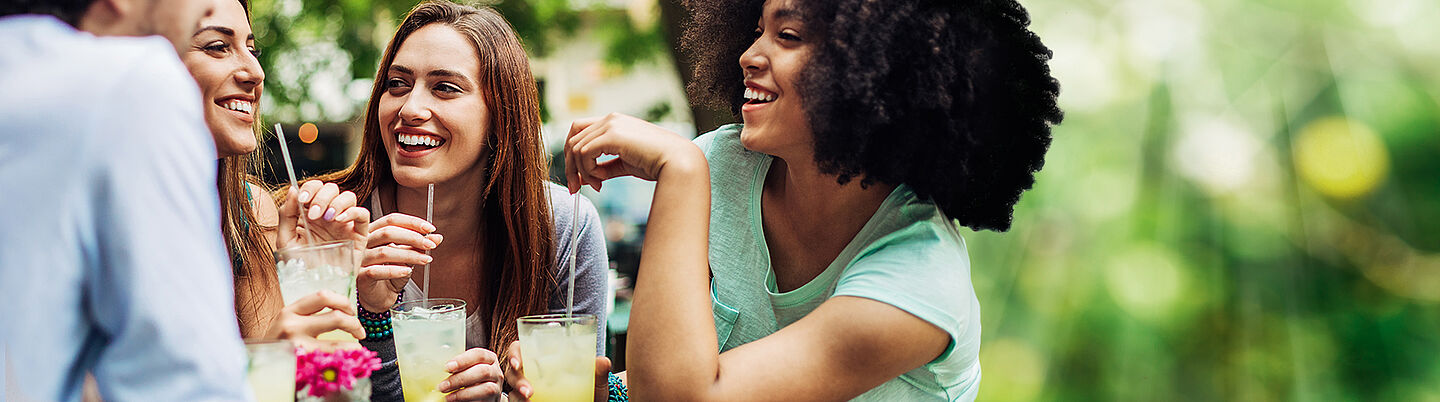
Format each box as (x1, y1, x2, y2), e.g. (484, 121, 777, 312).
(361, 337, 404, 402)
(551, 191, 611, 355)
(84, 46, 250, 402)
(830, 223, 980, 364)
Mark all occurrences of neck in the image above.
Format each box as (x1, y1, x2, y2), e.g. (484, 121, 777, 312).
(767, 153, 894, 219)
(389, 170, 486, 236)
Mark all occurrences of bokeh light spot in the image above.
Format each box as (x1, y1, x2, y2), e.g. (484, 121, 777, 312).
(298, 122, 319, 144)
(977, 338, 1047, 402)
(1293, 117, 1389, 199)
(1105, 244, 1188, 323)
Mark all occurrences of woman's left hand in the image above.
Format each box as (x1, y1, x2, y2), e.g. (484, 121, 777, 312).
(436, 347, 506, 401)
(277, 180, 371, 250)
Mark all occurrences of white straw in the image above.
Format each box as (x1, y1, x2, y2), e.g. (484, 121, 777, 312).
(274, 124, 314, 245)
(423, 183, 434, 299)
(566, 192, 580, 318)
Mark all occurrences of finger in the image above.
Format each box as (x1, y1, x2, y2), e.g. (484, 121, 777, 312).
(291, 309, 365, 340)
(503, 341, 532, 399)
(370, 213, 437, 234)
(363, 245, 433, 267)
(285, 290, 357, 316)
(321, 191, 358, 222)
(360, 264, 413, 282)
(569, 122, 609, 191)
(446, 347, 498, 374)
(566, 116, 605, 193)
(439, 358, 502, 393)
(443, 382, 502, 402)
(297, 179, 325, 204)
(307, 183, 341, 221)
(589, 158, 638, 183)
(367, 225, 438, 250)
(593, 357, 613, 402)
(333, 206, 372, 235)
(276, 187, 301, 248)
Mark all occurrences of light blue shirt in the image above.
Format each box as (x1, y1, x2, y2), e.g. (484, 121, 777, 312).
(0, 16, 249, 401)
(697, 125, 982, 401)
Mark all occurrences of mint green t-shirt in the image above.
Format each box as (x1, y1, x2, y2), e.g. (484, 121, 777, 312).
(696, 125, 982, 401)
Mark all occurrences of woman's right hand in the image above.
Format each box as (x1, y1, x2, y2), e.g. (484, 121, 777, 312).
(564, 113, 706, 192)
(358, 212, 442, 313)
(264, 290, 365, 350)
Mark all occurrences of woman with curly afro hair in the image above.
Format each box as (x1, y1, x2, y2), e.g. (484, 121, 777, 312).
(502, 0, 1060, 400)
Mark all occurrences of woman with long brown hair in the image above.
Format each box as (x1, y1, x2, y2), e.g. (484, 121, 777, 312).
(181, 0, 372, 344)
(300, 1, 608, 400)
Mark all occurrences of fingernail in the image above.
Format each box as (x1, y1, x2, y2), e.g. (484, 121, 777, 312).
(323, 208, 337, 221)
(445, 361, 458, 372)
(437, 380, 450, 392)
(511, 358, 519, 370)
(401, 267, 413, 275)
(308, 205, 323, 219)
(521, 386, 531, 397)
(422, 255, 433, 264)
(424, 222, 437, 232)
(424, 239, 438, 249)
(299, 191, 311, 203)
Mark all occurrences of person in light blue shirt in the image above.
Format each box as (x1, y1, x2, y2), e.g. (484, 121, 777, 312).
(0, 0, 250, 400)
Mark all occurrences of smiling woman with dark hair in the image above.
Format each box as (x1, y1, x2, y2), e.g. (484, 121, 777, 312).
(503, 0, 1061, 400)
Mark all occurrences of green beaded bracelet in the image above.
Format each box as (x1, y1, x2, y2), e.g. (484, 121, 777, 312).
(607, 373, 628, 402)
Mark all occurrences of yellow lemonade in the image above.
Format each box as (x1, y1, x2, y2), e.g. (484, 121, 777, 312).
(393, 299, 467, 402)
(518, 315, 597, 402)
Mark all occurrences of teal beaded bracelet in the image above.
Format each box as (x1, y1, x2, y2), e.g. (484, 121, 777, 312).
(607, 373, 628, 402)
(358, 294, 403, 341)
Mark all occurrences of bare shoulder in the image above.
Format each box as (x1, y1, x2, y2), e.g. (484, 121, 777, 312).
(247, 182, 281, 227)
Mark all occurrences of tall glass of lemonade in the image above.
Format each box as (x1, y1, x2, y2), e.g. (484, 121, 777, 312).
(392, 298, 467, 402)
(517, 314, 597, 402)
(275, 240, 359, 342)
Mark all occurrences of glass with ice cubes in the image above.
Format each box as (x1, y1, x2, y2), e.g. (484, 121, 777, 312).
(392, 298, 467, 402)
(275, 240, 359, 342)
(517, 314, 597, 402)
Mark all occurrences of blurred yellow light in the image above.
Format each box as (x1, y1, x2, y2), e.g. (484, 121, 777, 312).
(1293, 117, 1389, 199)
(298, 122, 319, 144)
(1105, 245, 1188, 322)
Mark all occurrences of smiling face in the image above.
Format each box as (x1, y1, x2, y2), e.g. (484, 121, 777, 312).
(377, 23, 490, 188)
(181, 0, 263, 157)
(738, 0, 814, 158)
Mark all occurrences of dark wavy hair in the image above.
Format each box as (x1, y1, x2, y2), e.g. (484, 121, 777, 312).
(683, 0, 1062, 231)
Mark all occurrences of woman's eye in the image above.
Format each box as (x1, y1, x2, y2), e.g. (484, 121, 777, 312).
(435, 83, 461, 93)
(778, 31, 802, 42)
(205, 42, 228, 53)
(386, 78, 410, 89)
(248, 47, 261, 58)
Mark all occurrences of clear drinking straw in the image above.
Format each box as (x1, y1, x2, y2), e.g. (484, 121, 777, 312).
(274, 123, 315, 245)
(566, 192, 580, 318)
(422, 183, 434, 299)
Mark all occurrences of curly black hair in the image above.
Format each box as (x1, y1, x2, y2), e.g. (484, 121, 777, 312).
(682, 0, 1062, 232)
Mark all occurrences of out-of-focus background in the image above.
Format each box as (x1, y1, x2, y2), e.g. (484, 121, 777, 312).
(249, 0, 1440, 400)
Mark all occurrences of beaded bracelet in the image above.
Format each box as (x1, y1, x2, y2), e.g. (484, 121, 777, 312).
(607, 373, 628, 402)
(358, 294, 403, 341)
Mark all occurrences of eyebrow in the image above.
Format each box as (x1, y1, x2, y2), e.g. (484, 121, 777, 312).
(389, 64, 473, 82)
(772, 8, 801, 21)
(193, 25, 255, 41)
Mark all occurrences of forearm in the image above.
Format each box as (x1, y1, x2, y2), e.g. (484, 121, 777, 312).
(625, 155, 718, 400)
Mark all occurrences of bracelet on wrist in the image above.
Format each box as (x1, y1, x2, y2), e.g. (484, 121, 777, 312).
(607, 372, 628, 402)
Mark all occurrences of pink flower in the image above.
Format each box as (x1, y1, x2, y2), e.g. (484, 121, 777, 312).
(296, 348, 382, 397)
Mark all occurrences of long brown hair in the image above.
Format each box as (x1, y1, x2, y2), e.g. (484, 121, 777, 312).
(221, 0, 282, 339)
(308, 0, 554, 354)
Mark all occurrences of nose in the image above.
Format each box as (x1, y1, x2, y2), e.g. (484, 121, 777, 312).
(235, 51, 265, 90)
(739, 37, 767, 77)
(397, 90, 433, 124)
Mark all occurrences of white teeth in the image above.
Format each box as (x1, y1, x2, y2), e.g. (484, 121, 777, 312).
(398, 134, 443, 147)
(743, 88, 775, 102)
(222, 100, 252, 114)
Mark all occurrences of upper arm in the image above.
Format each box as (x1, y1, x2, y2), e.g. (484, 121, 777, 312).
(85, 48, 248, 401)
(707, 296, 950, 401)
(248, 182, 281, 246)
